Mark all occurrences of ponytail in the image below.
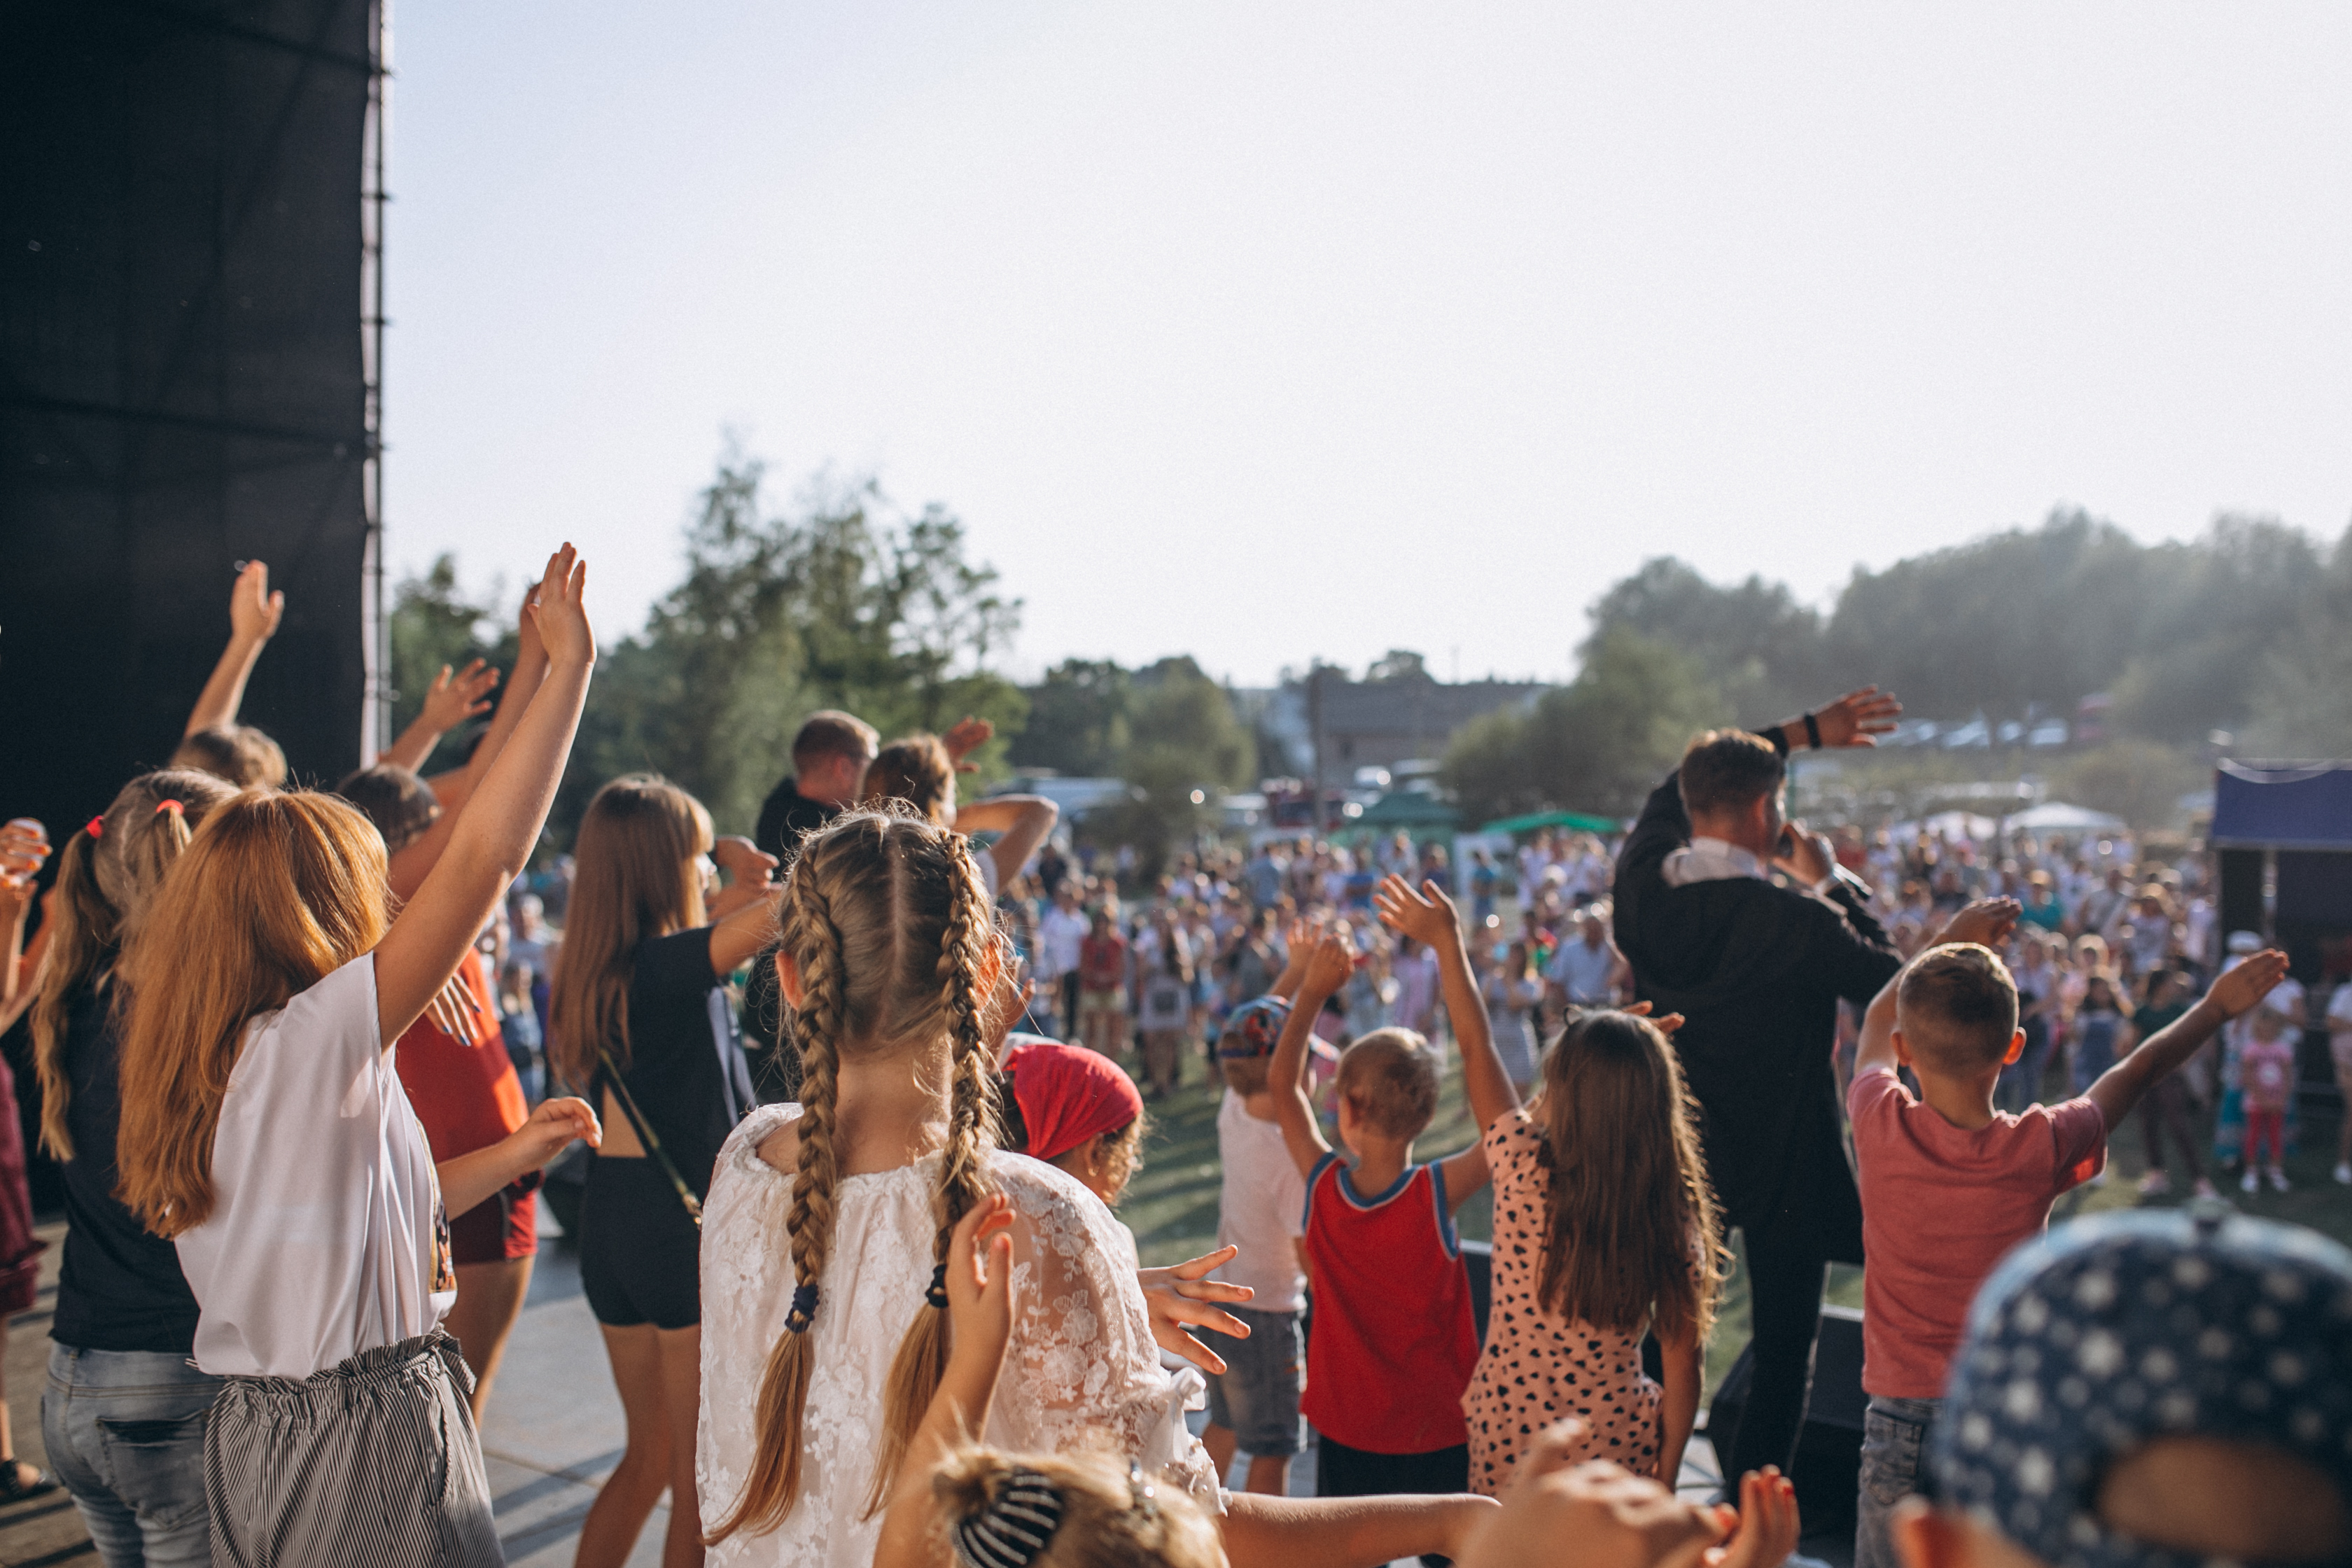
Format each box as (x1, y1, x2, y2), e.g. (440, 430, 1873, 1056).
(31, 771, 224, 1161)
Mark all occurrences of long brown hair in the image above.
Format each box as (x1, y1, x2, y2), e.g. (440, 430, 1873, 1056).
(862, 735, 953, 823)
(115, 791, 394, 1236)
(547, 775, 710, 1087)
(708, 808, 1001, 1540)
(1530, 1009, 1726, 1344)
(31, 770, 235, 1160)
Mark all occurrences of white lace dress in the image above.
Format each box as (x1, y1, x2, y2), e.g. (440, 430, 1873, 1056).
(697, 1103, 1217, 1568)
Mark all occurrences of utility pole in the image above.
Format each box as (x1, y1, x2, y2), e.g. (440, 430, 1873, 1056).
(1308, 662, 1329, 836)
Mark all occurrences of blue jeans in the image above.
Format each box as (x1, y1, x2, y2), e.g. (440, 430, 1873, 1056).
(43, 1343, 223, 1568)
(1855, 1394, 1939, 1568)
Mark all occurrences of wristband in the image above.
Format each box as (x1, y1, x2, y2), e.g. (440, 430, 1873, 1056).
(1802, 712, 1822, 750)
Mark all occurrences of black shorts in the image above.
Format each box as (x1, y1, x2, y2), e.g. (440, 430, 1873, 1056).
(1315, 1434, 1469, 1497)
(578, 1156, 702, 1330)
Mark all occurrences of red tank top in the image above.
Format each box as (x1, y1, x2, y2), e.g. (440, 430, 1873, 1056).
(1301, 1153, 1478, 1453)
(395, 947, 528, 1163)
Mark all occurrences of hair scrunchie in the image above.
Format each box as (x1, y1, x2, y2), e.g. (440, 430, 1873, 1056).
(925, 1262, 950, 1310)
(85, 816, 104, 839)
(951, 1468, 1065, 1568)
(784, 1283, 819, 1334)
(155, 799, 185, 818)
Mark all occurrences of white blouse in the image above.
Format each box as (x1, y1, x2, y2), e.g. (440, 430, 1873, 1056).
(697, 1103, 1215, 1568)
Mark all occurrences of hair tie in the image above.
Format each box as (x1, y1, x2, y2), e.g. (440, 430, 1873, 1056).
(925, 1263, 950, 1310)
(85, 816, 104, 839)
(155, 799, 185, 818)
(784, 1283, 819, 1334)
(951, 1468, 1065, 1568)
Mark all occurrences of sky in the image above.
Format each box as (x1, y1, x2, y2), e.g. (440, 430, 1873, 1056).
(387, 4, 2352, 688)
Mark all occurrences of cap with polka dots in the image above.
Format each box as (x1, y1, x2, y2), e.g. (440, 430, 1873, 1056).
(1935, 1203, 2352, 1568)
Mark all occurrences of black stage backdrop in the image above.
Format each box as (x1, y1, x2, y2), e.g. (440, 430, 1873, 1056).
(0, 0, 376, 846)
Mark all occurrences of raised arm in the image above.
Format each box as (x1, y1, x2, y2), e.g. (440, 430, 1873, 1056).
(1854, 967, 1903, 1079)
(1268, 936, 1350, 1180)
(1268, 918, 1314, 1002)
(374, 547, 592, 1046)
(183, 559, 284, 736)
(1760, 685, 1903, 759)
(953, 794, 1060, 891)
(1376, 875, 1516, 1132)
(385, 596, 552, 899)
(2087, 951, 2288, 1128)
(378, 659, 498, 773)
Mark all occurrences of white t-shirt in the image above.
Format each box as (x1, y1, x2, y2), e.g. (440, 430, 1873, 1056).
(1212, 1090, 1307, 1314)
(1037, 906, 1089, 979)
(176, 955, 454, 1378)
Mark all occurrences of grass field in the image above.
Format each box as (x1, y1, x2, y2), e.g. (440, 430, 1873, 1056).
(1114, 1033, 2352, 1400)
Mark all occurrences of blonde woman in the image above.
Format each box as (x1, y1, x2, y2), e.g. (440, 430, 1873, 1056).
(113, 545, 601, 1564)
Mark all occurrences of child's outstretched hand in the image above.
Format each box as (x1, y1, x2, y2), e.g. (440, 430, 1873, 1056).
(525, 545, 596, 668)
(1938, 897, 2020, 951)
(229, 559, 286, 645)
(507, 1096, 601, 1167)
(1460, 1420, 1727, 1568)
(2208, 949, 2290, 1018)
(1138, 1245, 1254, 1374)
(1707, 1468, 1800, 1568)
(1302, 932, 1355, 1000)
(1374, 874, 1462, 950)
(418, 659, 499, 736)
(941, 715, 994, 773)
(945, 1194, 1017, 1382)
(0, 820, 50, 887)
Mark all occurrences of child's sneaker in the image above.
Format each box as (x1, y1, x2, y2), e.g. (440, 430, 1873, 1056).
(2136, 1169, 2171, 1196)
(2241, 1168, 2261, 1194)
(2267, 1166, 2290, 1192)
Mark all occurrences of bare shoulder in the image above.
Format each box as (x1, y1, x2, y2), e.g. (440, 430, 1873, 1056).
(755, 1116, 799, 1175)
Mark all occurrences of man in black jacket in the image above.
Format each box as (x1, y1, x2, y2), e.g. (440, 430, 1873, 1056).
(1613, 686, 2004, 1481)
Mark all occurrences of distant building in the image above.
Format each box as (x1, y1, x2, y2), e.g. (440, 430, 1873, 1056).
(1240, 670, 1545, 780)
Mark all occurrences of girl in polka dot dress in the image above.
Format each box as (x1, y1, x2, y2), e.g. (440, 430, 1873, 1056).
(1463, 1008, 1727, 1495)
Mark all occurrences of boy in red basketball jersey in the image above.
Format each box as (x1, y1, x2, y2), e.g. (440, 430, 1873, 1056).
(1268, 881, 1520, 1504)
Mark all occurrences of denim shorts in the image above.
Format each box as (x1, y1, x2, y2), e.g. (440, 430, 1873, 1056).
(1203, 1305, 1304, 1457)
(1855, 1394, 1940, 1568)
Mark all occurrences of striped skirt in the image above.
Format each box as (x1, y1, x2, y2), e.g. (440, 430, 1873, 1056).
(206, 1330, 501, 1566)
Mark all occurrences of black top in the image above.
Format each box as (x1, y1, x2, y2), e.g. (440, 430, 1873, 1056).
(752, 777, 841, 864)
(1612, 771, 1902, 1231)
(596, 926, 755, 1196)
(52, 983, 203, 1354)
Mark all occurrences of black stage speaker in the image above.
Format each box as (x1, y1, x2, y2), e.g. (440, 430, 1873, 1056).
(1707, 1304, 1865, 1525)
(0, 0, 378, 846)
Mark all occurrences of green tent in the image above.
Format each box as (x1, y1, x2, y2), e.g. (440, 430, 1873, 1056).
(1477, 808, 1621, 836)
(1354, 791, 1461, 833)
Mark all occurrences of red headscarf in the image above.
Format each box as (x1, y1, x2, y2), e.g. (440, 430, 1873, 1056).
(1005, 1041, 1143, 1165)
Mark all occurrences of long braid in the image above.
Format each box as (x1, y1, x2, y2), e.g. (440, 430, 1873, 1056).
(709, 843, 851, 1540)
(863, 833, 1000, 1515)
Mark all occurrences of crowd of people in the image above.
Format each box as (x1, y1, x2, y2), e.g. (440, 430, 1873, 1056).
(0, 560, 2342, 1568)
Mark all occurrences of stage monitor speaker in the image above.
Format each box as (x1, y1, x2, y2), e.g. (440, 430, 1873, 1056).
(1705, 1305, 1865, 1525)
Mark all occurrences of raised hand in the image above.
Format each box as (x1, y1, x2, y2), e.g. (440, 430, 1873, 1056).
(524, 545, 594, 668)
(418, 660, 499, 737)
(229, 559, 286, 645)
(1302, 932, 1355, 1000)
(944, 1194, 1017, 1376)
(1805, 687, 1901, 749)
(707, 836, 781, 920)
(1458, 1420, 1726, 1568)
(1375, 873, 1462, 950)
(424, 972, 483, 1045)
(940, 715, 995, 774)
(2208, 950, 2290, 1019)
(1939, 897, 2022, 951)
(1138, 1244, 1254, 1374)
(1621, 1000, 1686, 1037)
(0, 820, 50, 887)
(1709, 1469, 1800, 1568)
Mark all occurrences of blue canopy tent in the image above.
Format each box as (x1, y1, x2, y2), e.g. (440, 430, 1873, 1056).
(2210, 762, 2352, 1112)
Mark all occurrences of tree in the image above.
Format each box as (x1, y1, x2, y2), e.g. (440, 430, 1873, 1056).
(1583, 558, 1826, 721)
(387, 555, 515, 774)
(1085, 657, 1256, 878)
(1010, 659, 1133, 777)
(1443, 629, 1729, 827)
(1365, 649, 1430, 683)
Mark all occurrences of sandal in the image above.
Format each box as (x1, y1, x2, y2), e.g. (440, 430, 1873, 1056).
(0, 1460, 58, 1502)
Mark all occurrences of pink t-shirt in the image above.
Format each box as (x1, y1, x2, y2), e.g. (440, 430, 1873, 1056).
(1849, 1068, 2108, 1399)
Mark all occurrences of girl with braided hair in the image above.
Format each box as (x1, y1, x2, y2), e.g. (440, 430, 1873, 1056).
(698, 811, 1497, 1568)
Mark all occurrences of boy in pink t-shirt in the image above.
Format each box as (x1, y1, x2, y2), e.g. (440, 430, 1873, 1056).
(1847, 935, 2290, 1568)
